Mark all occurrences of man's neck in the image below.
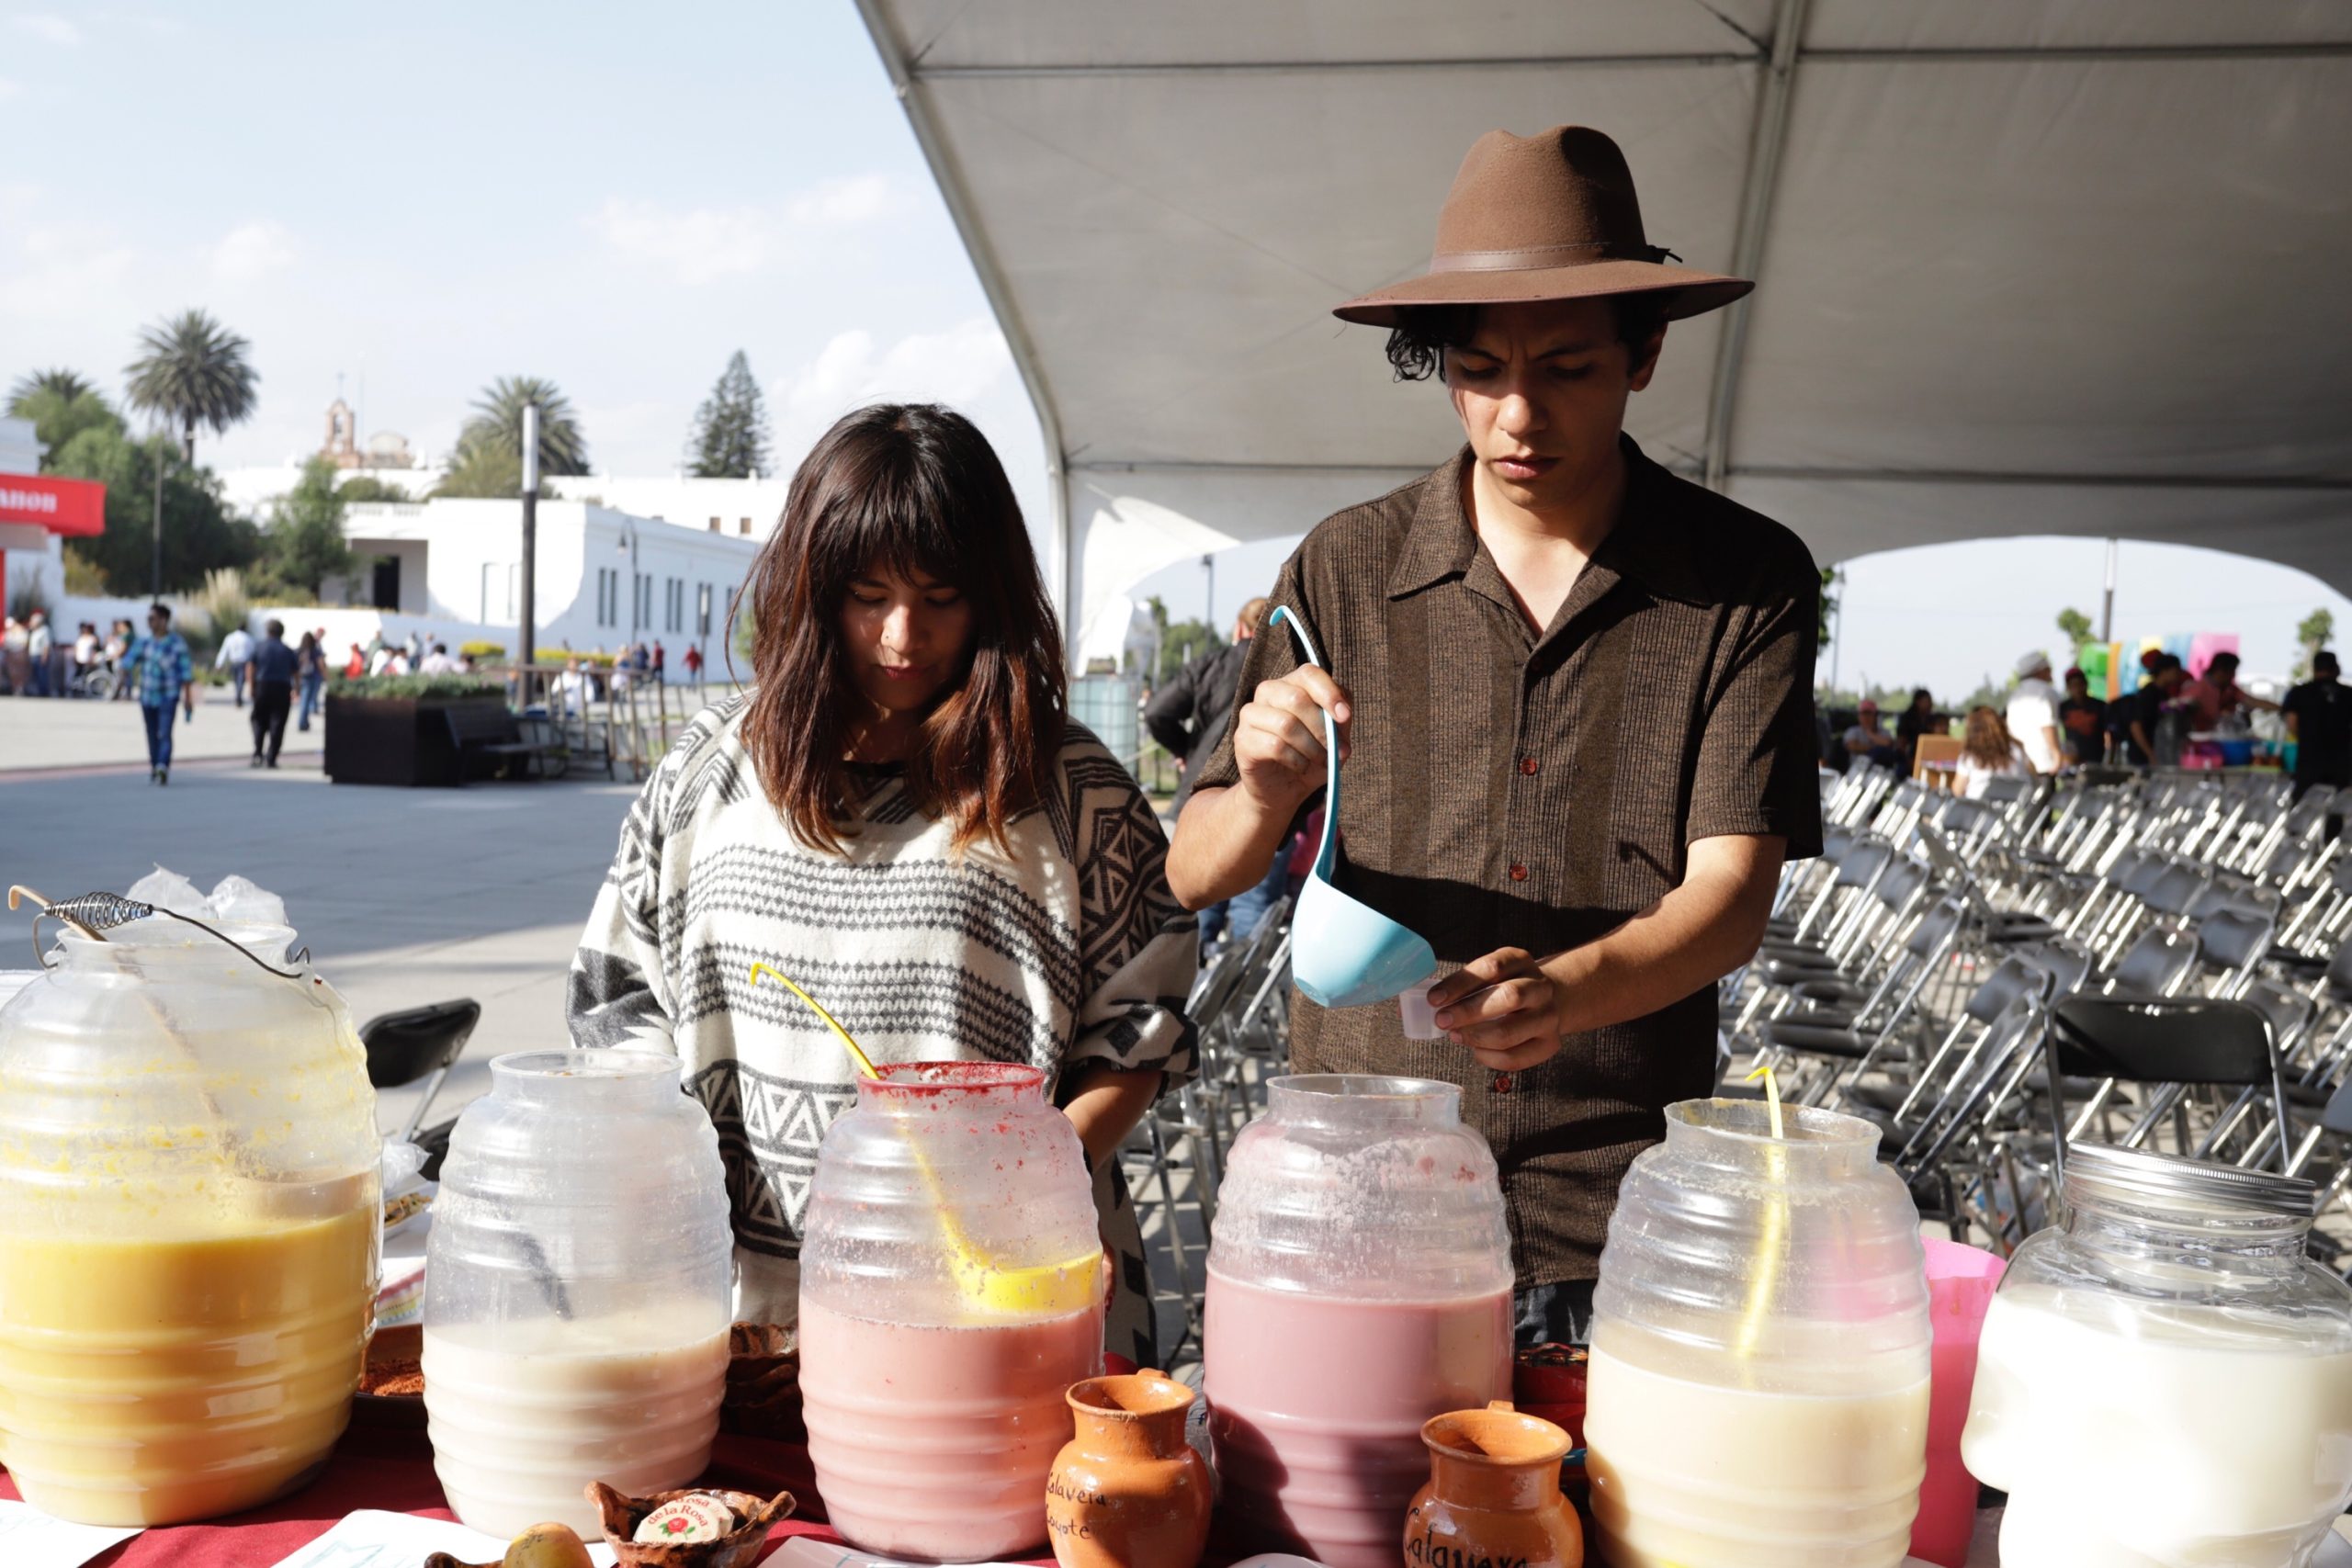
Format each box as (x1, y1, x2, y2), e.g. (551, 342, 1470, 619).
(1459, 439, 1630, 634)
(1464, 437, 1629, 558)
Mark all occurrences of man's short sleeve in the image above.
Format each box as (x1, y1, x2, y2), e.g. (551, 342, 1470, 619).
(1186, 554, 1310, 796)
(1686, 570, 1824, 860)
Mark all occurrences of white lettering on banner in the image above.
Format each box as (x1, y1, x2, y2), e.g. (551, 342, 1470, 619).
(0, 489, 60, 514)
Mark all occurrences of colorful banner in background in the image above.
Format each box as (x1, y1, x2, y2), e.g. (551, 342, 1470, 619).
(2068, 633, 2241, 701)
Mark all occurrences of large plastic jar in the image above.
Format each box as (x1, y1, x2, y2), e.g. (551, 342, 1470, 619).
(1963, 1143, 2352, 1567)
(0, 921, 381, 1526)
(423, 1049, 733, 1537)
(1204, 1075, 1515, 1568)
(799, 1062, 1106, 1562)
(1584, 1099, 1930, 1568)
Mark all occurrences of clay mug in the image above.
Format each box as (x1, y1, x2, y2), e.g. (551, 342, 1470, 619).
(1046, 1369, 1213, 1568)
(1404, 1401, 1582, 1568)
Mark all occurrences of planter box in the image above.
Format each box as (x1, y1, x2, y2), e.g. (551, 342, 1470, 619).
(323, 695, 503, 786)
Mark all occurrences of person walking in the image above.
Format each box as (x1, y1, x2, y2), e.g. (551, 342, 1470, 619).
(651, 641, 666, 683)
(123, 603, 198, 784)
(1168, 125, 1819, 1348)
(1145, 596, 1272, 947)
(215, 622, 255, 708)
(684, 642, 704, 685)
(296, 631, 328, 730)
(106, 619, 134, 698)
(568, 403, 1197, 1364)
(1, 615, 27, 695)
(25, 612, 54, 697)
(246, 619, 299, 769)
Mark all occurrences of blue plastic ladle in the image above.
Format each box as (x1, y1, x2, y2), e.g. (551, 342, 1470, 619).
(1268, 605, 1440, 1008)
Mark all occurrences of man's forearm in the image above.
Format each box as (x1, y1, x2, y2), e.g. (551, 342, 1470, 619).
(1167, 784, 1301, 909)
(2132, 722, 2154, 756)
(1541, 854, 1778, 1036)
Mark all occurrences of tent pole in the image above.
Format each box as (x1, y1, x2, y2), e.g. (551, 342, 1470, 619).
(1704, 0, 1810, 495)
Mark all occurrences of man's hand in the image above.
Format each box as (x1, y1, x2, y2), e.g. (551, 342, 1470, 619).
(1233, 666, 1351, 810)
(1430, 948, 1564, 1071)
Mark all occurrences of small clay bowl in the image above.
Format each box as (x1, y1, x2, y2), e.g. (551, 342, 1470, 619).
(586, 1481, 797, 1568)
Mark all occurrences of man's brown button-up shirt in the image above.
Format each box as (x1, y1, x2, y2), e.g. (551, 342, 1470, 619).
(1193, 437, 1825, 1287)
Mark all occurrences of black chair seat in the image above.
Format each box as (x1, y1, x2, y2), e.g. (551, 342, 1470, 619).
(1767, 1021, 1868, 1058)
(1764, 959, 1845, 986)
(1793, 978, 1864, 1002)
(2269, 946, 2333, 975)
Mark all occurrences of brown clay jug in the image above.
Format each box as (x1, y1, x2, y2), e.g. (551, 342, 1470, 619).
(1046, 1369, 1213, 1568)
(1404, 1401, 1583, 1568)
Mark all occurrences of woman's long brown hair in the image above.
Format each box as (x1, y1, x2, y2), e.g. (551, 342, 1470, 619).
(740, 404, 1066, 855)
(1961, 705, 2017, 768)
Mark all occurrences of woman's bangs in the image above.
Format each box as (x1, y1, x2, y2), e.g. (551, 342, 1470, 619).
(828, 460, 986, 596)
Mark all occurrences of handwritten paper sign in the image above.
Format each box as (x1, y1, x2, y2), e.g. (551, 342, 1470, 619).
(267, 1509, 616, 1568)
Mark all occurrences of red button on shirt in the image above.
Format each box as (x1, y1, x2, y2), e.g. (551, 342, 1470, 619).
(1509, 863, 1530, 882)
(1519, 756, 1539, 775)
(1492, 1074, 1515, 1094)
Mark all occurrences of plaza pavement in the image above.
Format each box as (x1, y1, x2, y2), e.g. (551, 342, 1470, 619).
(1, 691, 634, 1135)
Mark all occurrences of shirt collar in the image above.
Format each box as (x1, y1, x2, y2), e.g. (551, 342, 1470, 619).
(1386, 435, 1709, 606)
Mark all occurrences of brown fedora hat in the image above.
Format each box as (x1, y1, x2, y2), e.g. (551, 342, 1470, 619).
(1334, 125, 1750, 326)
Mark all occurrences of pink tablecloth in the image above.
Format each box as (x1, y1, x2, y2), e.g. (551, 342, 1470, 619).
(0, 1425, 876, 1567)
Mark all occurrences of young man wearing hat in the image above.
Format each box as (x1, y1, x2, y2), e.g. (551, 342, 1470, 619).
(1170, 126, 1822, 1345)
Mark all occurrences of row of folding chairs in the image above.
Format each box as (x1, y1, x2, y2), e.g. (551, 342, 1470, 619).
(1736, 765, 2352, 1267)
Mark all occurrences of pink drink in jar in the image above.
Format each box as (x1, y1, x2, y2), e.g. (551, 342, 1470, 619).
(797, 1063, 1106, 1563)
(1204, 1075, 1515, 1568)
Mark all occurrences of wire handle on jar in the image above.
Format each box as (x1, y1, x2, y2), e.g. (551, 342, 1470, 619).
(8, 886, 311, 976)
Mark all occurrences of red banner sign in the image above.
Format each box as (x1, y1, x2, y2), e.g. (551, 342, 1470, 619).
(0, 471, 106, 536)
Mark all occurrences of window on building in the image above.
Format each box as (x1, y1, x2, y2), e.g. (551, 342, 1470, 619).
(696, 583, 713, 639)
(594, 567, 619, 628)
(739, 517, 752, 536)
(708, 516, 720, 532)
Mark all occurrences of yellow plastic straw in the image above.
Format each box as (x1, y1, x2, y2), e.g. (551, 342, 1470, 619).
(1735, 1063, 1789, 1362)
(748, 963, 1098, 1316)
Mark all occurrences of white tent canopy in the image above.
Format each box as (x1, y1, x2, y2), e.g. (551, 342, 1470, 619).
(854, 2, 2352, 656)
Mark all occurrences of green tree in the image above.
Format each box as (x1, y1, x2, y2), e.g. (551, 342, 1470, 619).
(1818, 566, 1839, 651)
(2056, 606, 2095, 650)
(2296, 607, 2336, 679)
(6, 381, 123, 466)
(685, 350, 773, 479)
(50, 425, 260, 594)
(337, 474, 413, 504)
(1156, 617, 1224, 686)
(436, 376, 588, 497)
(124, 309, 260, 462)
(262, 457, 357, 597)
(7, 367, 98, 406)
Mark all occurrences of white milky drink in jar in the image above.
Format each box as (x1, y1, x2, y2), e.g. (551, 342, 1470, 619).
(423, 1050, 734, 1537)
(1962, 1144, 2352, 1568)
(1583, 1098, 1931, 1567)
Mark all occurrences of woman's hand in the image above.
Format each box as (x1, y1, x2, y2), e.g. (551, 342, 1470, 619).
(1430, 949, 1566, 1071)
(1233, 666, 1351, 811)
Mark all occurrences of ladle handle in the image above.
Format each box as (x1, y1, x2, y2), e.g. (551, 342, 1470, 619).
(1267, 606, 1340, 880)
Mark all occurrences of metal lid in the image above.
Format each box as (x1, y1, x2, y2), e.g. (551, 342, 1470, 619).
(2065, 1142, 2317, 1220)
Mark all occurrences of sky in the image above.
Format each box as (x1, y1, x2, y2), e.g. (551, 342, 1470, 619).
(5, 1, 2345, 698)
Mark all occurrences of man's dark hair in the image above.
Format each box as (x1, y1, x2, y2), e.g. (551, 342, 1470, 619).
(266, 618, 285, 638)
(2154, 654, 2184, 674)
(2317, 650, 2341, 675)
(2209, 650, 2239, 670)
(1383, 295, 1670, 382)
(149, 603, 171, 621)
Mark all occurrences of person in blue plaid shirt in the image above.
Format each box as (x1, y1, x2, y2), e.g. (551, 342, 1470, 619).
(122, 602, 198, 784)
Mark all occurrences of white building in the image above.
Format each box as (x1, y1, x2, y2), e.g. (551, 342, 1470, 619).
(544, 474, 790, 542)
(334, 498, 762, 664)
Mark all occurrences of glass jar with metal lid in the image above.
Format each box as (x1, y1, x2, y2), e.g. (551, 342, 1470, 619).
(1962, 1143, 2352, 1567)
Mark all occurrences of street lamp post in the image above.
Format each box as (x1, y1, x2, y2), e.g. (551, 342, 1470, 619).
(518, 403, 540, 682)
(150, 453, 164, 597)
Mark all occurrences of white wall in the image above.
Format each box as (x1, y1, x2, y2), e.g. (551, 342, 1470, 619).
(546, 474, 789, 541)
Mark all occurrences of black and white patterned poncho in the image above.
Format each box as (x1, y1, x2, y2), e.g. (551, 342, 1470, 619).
(567, 694, 1199, 1366)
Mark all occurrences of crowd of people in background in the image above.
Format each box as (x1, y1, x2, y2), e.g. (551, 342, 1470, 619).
(1829, 639, 2351, 807)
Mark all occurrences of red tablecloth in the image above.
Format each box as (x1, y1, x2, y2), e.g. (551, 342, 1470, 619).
(0, 1425, 877, 1567)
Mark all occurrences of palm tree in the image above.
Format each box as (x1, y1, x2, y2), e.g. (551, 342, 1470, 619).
(458, 375, 590, 477)
(7, 367, 97, 407)
(125, 310, 259, 461)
